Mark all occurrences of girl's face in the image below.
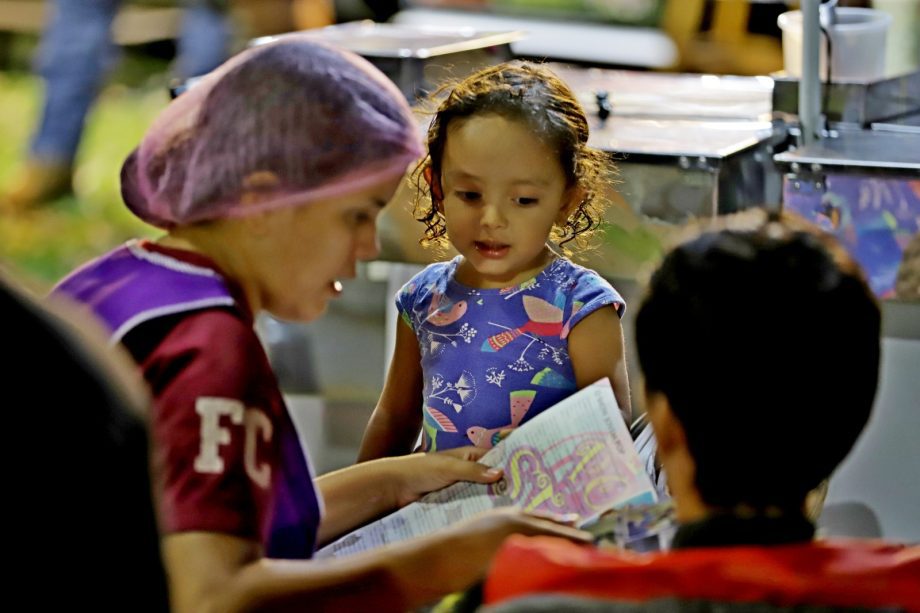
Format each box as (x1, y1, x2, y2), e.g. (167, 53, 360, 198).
(439, 114, 573, 289)
(251, 175, 402, 322)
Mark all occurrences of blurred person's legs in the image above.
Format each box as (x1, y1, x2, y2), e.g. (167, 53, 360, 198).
(3, 0, 232, 211)
(177, 0, 233, 81)
(4, 0, 120, 210)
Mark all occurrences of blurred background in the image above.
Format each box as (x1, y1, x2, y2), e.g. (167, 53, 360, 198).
(5, 0, 907, 289)
(0, 0, 338, 289)
(1, 0, 917, 542)
(3, 0, 897, 289)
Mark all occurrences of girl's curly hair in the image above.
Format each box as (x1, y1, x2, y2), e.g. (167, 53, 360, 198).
(412, 61, 616, 256)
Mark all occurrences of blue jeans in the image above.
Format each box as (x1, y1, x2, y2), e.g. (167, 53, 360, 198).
(30, 0, 232, 164)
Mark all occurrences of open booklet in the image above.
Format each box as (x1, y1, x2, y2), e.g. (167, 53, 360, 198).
(315, 377, 656, 558)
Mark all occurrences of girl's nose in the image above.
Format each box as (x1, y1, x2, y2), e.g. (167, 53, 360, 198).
(481, 201, 506, 228)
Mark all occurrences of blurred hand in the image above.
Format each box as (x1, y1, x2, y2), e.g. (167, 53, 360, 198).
(392, 507, 592, 603)
(441, 507, 592, 580)
(458, 506, 590, 544)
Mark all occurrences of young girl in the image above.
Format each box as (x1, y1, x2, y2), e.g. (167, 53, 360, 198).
(359, 62, 631, 458)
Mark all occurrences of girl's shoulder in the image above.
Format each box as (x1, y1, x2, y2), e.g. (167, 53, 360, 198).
(402, 257, 461, 290)
(397, 257, 462, 310)
(545, 258, 625, 315)
(418, 257, 461, 281)
(545, 257, 613, 289)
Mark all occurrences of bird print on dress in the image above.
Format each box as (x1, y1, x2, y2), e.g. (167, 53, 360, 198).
(482, 292, 565, 352)
(422, 371, 477, 451)
(466, 389, 537, 448)
(425, 290, 467, 326)
(482, 291, 575, 374)
(421, 290, 476, 355)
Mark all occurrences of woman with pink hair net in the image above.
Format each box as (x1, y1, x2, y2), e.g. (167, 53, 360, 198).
(52, 36, 586, 612)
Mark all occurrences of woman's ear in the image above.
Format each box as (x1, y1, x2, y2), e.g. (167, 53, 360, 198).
(238, 170, 286, 238)
(240, 170, 281, 208)
(423, 166, 444, 212)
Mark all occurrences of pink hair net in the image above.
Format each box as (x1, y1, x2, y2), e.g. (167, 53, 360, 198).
(121, 35, 423, 228)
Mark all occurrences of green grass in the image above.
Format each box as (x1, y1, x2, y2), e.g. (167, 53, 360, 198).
(0, 69, 168, 292)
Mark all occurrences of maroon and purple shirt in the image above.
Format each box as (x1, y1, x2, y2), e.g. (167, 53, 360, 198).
(52, 240, 321, 559)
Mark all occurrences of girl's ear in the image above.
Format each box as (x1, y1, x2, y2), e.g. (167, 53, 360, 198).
(558, 185, 586, 224)
(423, 166, 444, 212)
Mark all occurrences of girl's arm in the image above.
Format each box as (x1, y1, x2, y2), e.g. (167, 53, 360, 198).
(357, 318, 424, 461)
(567, 305, 632, 422)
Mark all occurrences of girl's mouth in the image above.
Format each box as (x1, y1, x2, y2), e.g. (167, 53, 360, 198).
(474, 241, 510, 259)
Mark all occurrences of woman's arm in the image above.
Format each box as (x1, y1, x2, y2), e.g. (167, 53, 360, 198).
(164, 508, 590, 613)
(357, 318, 425, 461)
(165, 451, 499, 612)
(567, 305, 632, 422)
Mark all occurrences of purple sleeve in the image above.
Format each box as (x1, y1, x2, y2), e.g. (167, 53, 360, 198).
(567, 268, 626, 331)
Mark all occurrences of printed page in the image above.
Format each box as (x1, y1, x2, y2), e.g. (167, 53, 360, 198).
(315, 378, 655, 558)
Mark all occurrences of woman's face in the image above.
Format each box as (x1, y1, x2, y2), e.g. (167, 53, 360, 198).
(252, 175, 403, 322)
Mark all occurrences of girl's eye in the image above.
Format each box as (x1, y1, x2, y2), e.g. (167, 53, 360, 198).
(455, 191, 481, 202)
(515, 197, 539, 206)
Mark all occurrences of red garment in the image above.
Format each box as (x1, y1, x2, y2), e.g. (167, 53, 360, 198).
(485, 536, 920, 611)
(116, 243, 321, 557)
(141, 307, 281, 539)
(53, 240, 321, 557)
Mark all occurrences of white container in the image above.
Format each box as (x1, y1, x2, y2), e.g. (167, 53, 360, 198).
(777, 8, 892, 81)
(871, 0, 920, 76)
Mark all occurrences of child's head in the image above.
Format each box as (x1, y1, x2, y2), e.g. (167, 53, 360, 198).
(414, 62, 613, 258)
(635, 210, 881, 513)
(121, 35, 421, 229)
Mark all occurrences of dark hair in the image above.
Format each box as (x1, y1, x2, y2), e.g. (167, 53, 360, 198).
(635, 211, 881, 511)
(413, 61, 614, 255)
(5, 274, 168, 610)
